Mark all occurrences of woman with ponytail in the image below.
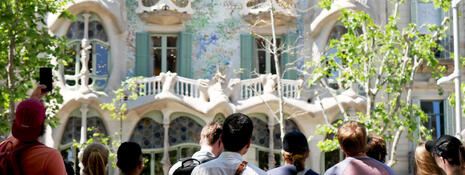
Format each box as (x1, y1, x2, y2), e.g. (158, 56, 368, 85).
(80, 143, 109, 175)
(267, 131, 319, 175)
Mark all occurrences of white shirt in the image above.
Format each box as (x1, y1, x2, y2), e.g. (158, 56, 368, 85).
(192, 151, 267, 175)
(168, 149, 216, 175)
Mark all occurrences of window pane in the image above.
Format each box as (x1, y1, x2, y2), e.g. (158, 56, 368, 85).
(258, 150, 269, 171)
(258, 51, 266, 74)
(421, 101, 444, 139)
(256, 38, 266, 49)
(167, 36, 177, 47)
(152, 36, 162, 47)
(89, 21, 108, 42)
(167, 48, 177, 73)
(66, 21, 85, 40)
(153, 48, 162, 76)
(270, 54, 280, 74)
(65, 45, 79, 75)
(95, 43, 108, 76)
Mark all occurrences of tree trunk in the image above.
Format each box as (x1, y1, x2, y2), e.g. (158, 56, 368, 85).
(7, 31, 16, 123)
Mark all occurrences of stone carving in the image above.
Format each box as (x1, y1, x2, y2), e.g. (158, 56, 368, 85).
(79, 13, 92, 94)
(160, 71, 178, 94)
(261, 74, 278, 95)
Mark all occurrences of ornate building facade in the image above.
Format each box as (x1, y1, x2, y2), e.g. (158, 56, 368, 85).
(41, 0, 465, 174)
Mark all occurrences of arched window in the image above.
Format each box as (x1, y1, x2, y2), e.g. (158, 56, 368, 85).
(130, 117, 165, 175)
(273, 119, 301, 149)
(59, 108, 107, 175)
(168, 116, 203, 171)
(64, 12, 110, 90)
(130, 118, 164, 149)
(326, 25, 347, 89)
(251, 117, 270, 147)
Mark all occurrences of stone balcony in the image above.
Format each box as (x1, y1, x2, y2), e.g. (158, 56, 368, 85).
(241, 0, 297, 27)
(136, 0, 193, 25)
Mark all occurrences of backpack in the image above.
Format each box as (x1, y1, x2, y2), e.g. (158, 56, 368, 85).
(0, 139, 42, 175)
(172, 156, 215, 175)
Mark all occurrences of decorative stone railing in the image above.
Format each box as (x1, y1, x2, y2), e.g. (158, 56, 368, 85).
(136, 72, 304, 102)
(136, 0, 194, 25)
(241, 0, 297, 27)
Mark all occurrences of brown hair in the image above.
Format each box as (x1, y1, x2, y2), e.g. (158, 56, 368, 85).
(201, 121, 223, 145)
(366, 135, 387, 162)
(337, 121, 367, 156)
(415, 143, 445, 175)
(282, 151, 308, 172)
(81, 143, 109, 175)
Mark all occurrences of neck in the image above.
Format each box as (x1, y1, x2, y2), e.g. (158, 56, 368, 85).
(346, 152, 367, 158)
(444, 165, 462, 175)
(200, 144, 214, 154)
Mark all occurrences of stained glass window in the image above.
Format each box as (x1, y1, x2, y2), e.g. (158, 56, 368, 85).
(129, 118, 164, 149)
(169, 116, 202, 146)
(251, 117, 269, 147)
(60, 116, 107, 144)
(64, 13, 110, 90)
(273, 119, 300, 149)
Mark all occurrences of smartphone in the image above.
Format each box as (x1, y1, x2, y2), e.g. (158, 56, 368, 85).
(39, 67, 53, 92)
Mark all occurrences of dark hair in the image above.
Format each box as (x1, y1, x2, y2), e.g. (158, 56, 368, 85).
(366, 135, 387, 162)
(221, 113, 253, 152)
(117, 142, 143, 173)
(39, 124, 45, 137)
(201, 122, 223, 145)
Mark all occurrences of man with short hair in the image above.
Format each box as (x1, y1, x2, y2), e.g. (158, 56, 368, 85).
(169, 121, 223, 175)
(117, 142, 144, 175)
(0, 85, 66, 175)
(425, 135, 463, 175)
(192, 113, 266, 175)
(324, 121, 395, 175)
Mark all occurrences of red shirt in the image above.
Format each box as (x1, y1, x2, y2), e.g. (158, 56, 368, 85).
(1, 136, 66, 175)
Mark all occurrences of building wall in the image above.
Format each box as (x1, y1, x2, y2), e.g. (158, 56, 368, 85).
(45, 0, 465, 174)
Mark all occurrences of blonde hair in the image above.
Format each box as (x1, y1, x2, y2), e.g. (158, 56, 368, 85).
(201, 122, 222, 145)
(81, 143, 109, 175)
(282, 150, 308, 172)
(337, 121, 367, 156)
(415, 143, 444, 175)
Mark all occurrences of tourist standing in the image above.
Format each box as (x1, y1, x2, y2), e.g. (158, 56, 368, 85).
(117, 142, 144, 175)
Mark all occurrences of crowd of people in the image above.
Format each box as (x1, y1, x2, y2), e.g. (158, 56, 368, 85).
(2, 85, 465, 175)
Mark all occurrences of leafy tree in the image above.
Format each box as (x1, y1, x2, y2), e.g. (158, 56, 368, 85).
(311, 0, 451, 166)
(0, 0, 73, 134)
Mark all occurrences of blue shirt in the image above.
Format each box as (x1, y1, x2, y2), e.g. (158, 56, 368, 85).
(268, 164, 319, 175)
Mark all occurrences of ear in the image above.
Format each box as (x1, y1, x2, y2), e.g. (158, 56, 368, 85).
(246, 140, 251, 148)
(138, 160, 144, 170)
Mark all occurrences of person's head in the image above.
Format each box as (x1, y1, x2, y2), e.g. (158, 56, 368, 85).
(200, 121, 223, 156)
(12, 99, 46, 142)
(337, 121, 367, 157)
(282, 131, 309, 172)
(415, 143, 445, 175)
(117, 142, 143, 175)
(366, 135, 387, 162)
(426, 135, 463, 170)
(81, 143, 109, 175)
(221, 113, 253, 154)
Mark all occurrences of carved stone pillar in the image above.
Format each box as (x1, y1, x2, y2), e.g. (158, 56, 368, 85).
(79, 13, 92, 94)
(80, 104, 89, 144)
(268, 115, 276, 169)
(161, 114, 171, 175)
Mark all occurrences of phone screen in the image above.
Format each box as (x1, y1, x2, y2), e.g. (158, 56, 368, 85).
(40, 67, 53, 92)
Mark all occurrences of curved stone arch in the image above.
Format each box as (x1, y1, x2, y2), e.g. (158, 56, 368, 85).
(49, 1, 123, 35)
(59, 107, 108, 146)
(138, 110, 164, 124)
(169, 112, 206, 126)
(310, 0, 370, 59)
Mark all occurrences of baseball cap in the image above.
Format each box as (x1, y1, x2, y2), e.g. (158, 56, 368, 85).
(425, 135, 462, 159)
(12, 99, 46, 142)
(283, 131, 309, 155)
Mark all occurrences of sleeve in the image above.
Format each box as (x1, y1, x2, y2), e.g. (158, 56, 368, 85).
(191, 165, 209, 175)
(46, 149, 67, 175)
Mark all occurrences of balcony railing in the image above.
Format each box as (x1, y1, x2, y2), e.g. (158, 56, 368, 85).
(136, 0, 193, 25)
(136, 73, 303, 102)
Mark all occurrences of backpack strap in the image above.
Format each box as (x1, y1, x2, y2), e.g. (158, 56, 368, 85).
(180, 158, 201, 168)
(234, 161, 248, 175)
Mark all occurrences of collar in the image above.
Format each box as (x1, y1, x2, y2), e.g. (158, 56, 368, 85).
(218, 151, 243, 161)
